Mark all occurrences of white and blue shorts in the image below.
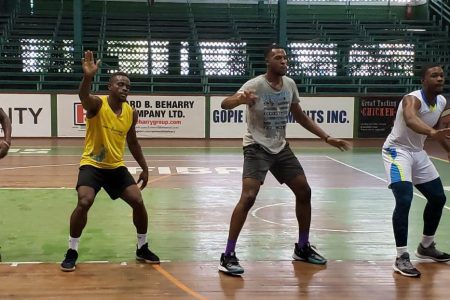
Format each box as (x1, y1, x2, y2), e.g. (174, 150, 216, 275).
(382, 147, 439, 187)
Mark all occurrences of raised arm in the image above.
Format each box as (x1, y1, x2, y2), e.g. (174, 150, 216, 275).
(79, 50, 102, 117)
(290, 103, 350, 151)
(127, 110, 149, 190)
(0, 107, 12, 159)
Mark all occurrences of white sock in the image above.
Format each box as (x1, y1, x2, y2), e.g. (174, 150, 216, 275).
(396, 246, 408, 258)
(69, 236, 80, 251)
(137, 233, 147, 249)
(421, 235, 434, 248)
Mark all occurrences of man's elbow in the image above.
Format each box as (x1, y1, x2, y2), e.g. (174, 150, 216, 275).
(78, 92, 87, 101)
(127, 141, 139, 150)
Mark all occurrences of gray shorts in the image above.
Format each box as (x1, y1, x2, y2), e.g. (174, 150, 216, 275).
(243, 143, 305, 184)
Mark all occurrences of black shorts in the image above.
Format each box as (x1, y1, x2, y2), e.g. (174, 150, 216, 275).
(242, 143, 305, 184)
(76, 165, 136, 200)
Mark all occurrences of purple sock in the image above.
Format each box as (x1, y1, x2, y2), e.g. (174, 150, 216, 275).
(225, 239, 237, 255)
(298, 232, 309, 248)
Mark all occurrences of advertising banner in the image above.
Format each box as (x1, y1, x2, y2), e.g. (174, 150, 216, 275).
(210, 96, 354, 138)
(0, 94, 51, 137)
(57, 94, 205, 138)
(128, 95, 205, 138)
(210, 96, 247, 138)
(359, 96, 402, 138)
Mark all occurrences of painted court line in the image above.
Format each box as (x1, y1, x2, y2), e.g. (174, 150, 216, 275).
(0, 163, 78, 171)
(326, 156, 450, 211)
(430, 155, 449, 163)
(0, 157, 328, 172)
(152, 264, 208, 300)
(1, 260, 173, 264)
(0, 187, 71, 190)
(0, 175, 172, 189)
(251, 203, 384, 233)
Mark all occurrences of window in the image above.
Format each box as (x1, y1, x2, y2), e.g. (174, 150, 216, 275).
(288, 42, 338, 76)
(348, 43, 414, 76)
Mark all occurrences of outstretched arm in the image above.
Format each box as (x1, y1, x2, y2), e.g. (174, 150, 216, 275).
(436, 110, 450, 162)
(0, 108, 12, 159)
(403, 95, 450, 144)
(127, 110, 149, 190)
(438, 139, 450, 162)
(221, 90, 257, 109)
(79, 50, 102, 117)
(290, 103, 350, 151)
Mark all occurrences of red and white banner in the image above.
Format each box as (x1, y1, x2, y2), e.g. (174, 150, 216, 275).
(57, 94, 205, 138)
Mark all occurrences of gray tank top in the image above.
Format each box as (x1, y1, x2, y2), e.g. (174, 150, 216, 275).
(238, 75, 300, 154)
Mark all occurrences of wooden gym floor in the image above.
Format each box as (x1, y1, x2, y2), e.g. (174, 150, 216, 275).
(0, 138, 449, 299)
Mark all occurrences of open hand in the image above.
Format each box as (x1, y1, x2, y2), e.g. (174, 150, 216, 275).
(0, 141, 9, 159)
(239, 89, 258, 106)
(327, 137, 351, 151)
(430, 128, 450, 141)
(81, 50, 101, 78)
(137, 169, 149, 190)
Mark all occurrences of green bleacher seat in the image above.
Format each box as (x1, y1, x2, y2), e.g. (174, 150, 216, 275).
(0, 1, 449, 96)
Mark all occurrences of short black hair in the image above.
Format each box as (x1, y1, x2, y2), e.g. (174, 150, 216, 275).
(109, 71, 129, 83)
(419, 63, 442, 79)
(264, 43, 285, 59)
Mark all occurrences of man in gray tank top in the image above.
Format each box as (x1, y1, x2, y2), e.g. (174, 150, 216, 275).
(218, 44, 350, 275)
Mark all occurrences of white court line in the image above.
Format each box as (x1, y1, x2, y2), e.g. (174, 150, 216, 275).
(0, 187, 71, 190)
(430, 155, 450, 163)
(251, 203, 384, 233)
(8, 262, 43, 267)
(326, 156, 450, 211)
(251, 157, 450, 231)
(0, 157, 329, 172)
(1, 260, 172, 265)
(0, 163, 78, 171)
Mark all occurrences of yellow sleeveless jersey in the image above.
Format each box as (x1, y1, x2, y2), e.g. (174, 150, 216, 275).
(80, 96, 134, 169)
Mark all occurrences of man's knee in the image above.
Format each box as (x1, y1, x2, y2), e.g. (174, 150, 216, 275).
(77, 195, 94, 211)
(127, 196, 145, 209)
(239, 191, 257, 210)
(296, 184, 311, 199)
(428, 190, 446, 208)
(416, 178, 447, 208)
(288, 176, 311, 201)
(293, 189, 311, 208)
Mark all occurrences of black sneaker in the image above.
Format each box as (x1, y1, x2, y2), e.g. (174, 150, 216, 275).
(136, 243, 160, 264)
(60, 249, 78, 272)
(393, 252, 421, 277)
(218, 252, 244, 275)
(292, 243, 327, 265)
(415, 242, 450, 262)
